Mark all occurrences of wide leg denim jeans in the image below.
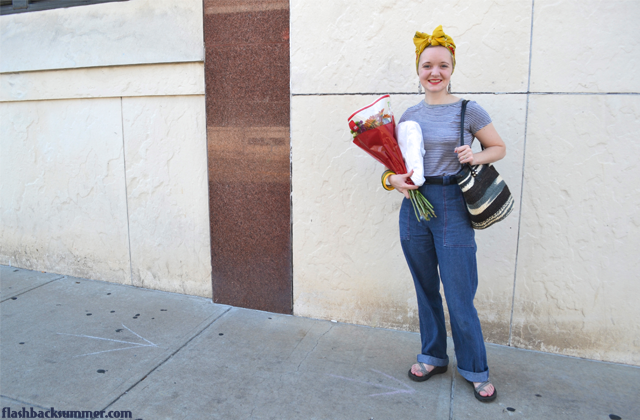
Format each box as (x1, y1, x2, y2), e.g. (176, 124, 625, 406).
(399, 177, 489, 383)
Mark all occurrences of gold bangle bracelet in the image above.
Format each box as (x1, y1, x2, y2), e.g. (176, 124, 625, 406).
(381, 170, 395, 191)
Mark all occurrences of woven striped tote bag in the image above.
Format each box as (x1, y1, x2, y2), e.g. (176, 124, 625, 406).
(455, 100, 514, 230)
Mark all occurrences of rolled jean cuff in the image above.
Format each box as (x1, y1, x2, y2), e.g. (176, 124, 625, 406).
(457, 366, 489, 383)
(417, 354, 449, 367)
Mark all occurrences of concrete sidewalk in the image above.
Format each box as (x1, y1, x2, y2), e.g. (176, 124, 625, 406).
(1, 265, 638, 420)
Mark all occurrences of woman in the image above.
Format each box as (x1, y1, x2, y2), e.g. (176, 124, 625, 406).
(387, 26, 505, 403)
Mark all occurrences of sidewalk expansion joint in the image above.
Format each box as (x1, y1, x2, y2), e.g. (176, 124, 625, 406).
(0, 395, 50, 411)
(0, 276, 66, 303)
(93, 306, 232, 419)
(448, 360, 457, 420)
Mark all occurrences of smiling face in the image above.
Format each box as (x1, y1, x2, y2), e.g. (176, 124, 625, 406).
(418, 46, 453, 94)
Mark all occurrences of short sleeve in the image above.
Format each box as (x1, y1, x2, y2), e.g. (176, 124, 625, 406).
(398, 102, 422, 125)
(466, 101, 492, 135)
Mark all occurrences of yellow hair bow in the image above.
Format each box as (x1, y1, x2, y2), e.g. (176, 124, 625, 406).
(413, 25, 456, 74)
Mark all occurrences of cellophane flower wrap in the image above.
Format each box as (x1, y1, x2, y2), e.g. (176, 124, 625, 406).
(348, 95, 435, 221)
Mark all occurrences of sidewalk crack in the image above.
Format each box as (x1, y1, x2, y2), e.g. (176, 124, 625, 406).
(296, 323, 333, 372)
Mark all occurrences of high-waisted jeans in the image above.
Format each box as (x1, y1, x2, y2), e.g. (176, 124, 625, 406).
(399, 176, 489, 382)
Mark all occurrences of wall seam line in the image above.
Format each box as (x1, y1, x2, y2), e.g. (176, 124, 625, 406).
(289, 0, 294, 314)
(508, 0, 536, 347)
(290, 92, 640, 97)
(0, 60, 205, 75)
(3, 92, 633, 106)
(0, 93, 206, 105)
(120, 97, 134, 287)
(200, 0, 216, 302)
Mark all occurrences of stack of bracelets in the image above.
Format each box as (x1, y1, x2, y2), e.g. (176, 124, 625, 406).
(381, 170, 395, 191)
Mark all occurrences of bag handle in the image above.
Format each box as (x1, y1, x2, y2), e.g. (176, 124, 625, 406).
(459, 99, 484, 175)
(459, 100, 485, 168)
(459, 100, 473, 173)
(459, 99, 469, 148)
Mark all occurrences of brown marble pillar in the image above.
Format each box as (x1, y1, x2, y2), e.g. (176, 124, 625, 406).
(204, 0, 291, 313)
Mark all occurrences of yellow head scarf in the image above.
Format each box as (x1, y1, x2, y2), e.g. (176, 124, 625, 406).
(413, 25, 456, 74)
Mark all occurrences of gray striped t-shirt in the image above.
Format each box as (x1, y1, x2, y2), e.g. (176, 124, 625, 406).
(398, 99, 492, 177)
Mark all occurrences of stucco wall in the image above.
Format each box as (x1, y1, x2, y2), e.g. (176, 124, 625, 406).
(0, 0, 212, 297)
(291, 0, 640, 365)
(0, 0, 204, 73)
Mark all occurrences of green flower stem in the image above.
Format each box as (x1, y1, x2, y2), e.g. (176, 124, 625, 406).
(409, 193, 421, 221)
(409, 190, 436, 221)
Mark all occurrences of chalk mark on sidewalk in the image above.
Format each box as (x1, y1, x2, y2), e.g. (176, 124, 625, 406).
(57, 323, 158, 357)
(328, 368, 415, 397)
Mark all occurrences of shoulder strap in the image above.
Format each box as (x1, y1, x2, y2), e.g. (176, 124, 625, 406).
(459, 99, 469, 148)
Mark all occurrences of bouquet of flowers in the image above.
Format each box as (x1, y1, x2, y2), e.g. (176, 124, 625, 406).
(348, 95, 435, 221)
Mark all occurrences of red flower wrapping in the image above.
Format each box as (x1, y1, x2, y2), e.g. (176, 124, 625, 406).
(348, 95, 435, 221)
(352, 121, 412, 184)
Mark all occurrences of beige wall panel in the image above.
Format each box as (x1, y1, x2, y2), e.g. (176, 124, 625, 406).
(530, 0, 640, 93)
(0, 63, 205, 102)
(122, 96, 212, 298)
(291, 0, 531, 94)
(0, 98, 131, 283)
(512, 95, 640, 365)
(292, 94, 526, 342)
(0, 0, 204, 73)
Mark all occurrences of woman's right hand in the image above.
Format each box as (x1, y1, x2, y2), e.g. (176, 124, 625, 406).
(388, 170, 419, 199)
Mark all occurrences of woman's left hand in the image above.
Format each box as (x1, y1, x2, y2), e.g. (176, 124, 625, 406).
(454, 145, 475, 165)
